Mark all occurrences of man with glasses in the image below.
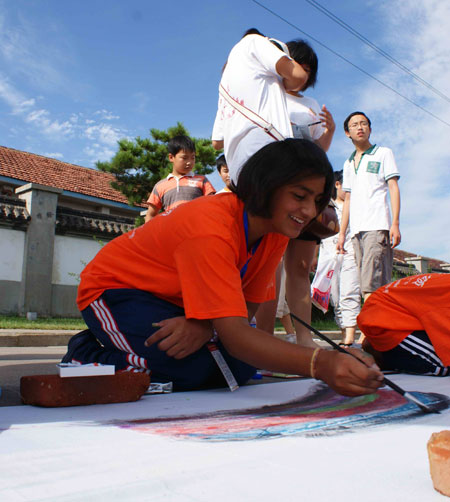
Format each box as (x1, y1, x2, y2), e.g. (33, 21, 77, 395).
(337, 112, 401, 343)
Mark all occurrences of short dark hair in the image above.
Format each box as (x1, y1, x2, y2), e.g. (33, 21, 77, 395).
(167, 135, 195, 156)
(343, 111, 371, 132)
(242, 27, 264, 38)
(332, 170, 343, 199)
(286, 39, 318, 90)
(216, 154, 227, 173)
(232, 139, 334, 218)
(334, 170, 343, 184)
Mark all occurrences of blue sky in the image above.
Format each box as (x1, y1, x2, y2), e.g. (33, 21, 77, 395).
(1, 0, 450, 261)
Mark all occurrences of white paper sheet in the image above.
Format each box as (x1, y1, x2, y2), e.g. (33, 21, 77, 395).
(1, 374, 449, 502)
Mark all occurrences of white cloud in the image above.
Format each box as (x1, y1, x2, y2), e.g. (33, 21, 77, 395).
(94, 109, 120, 120)
(25, 108, 74, 137)
(84, 123, 124, 147)
(0, 8, 75, 93)
(0, 76, 35, 114)
(350, 0, 450, 262)
(84, 144, 117, 163)
(43, 152, 64, 159)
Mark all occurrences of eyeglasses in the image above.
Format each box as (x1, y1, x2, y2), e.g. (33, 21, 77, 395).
(348, 121, 369, 129)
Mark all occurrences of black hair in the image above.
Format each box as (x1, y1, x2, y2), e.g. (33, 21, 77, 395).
(242, 28, 264, 37)
(332, 170, 343, 199)
(334, 170, 343, 184)
(239, 30, 318, 91)
(232, 139, 333, 218)
(343, 111, 371, 132)
(286, 39, 318, 90)
(216, 154, 227, 173)
(167, 135, 195, 155)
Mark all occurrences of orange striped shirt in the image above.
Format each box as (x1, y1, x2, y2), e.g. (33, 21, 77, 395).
(147, 172, 215, 212)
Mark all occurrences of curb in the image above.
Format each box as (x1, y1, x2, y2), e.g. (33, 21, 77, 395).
(0, 329, 353, 347)
(0, 330, 80, 347)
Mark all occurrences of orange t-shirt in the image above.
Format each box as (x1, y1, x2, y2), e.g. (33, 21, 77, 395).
(77, 193, 288, 320)
(357, 273, 450, 365)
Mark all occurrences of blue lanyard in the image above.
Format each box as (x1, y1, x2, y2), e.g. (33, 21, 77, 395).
(240, 211, 262, 278)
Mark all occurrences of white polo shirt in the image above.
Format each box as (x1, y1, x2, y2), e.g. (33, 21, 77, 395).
(342, 144, 400, 237)
(212, 34, 293, 183)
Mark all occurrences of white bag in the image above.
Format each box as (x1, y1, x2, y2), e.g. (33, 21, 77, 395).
(311, 254, 340, 313)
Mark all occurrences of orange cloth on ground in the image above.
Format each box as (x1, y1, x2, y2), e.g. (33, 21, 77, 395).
(77, 193, 288, 320)
(357, 273, 450, 366)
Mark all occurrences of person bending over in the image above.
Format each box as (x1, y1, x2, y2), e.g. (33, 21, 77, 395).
(359, 273, 450, 376)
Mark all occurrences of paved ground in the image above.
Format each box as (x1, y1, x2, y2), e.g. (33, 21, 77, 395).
(0, 346, 67, 407)
(0, 330, 345, 407)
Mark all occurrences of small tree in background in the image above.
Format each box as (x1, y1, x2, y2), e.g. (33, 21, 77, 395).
(96, 122, 219, 206)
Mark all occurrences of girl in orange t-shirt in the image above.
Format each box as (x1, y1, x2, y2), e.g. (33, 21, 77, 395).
(63, 139, 384, 396)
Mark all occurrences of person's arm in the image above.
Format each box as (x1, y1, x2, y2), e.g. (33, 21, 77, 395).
(212, 139, 224, 150)
(246, 302, 260, 322)
(213, 316, 384, 397)
(145, 204, 159, 222)
(387, 177, 401, 248)
(336, 192, 350, 253)
(314, 105, 335, 152)
(203, 178, 216, 196)
(276, 56, 309, 93)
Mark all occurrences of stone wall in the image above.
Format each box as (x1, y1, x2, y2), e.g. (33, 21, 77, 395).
(0, 184, 135, 317)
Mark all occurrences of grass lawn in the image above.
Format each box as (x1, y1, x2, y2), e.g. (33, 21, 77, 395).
(0, 315, 87, 330)
(1, 315, 338, 331)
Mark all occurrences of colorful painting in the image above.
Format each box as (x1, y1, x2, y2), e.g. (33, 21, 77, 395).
(115, 384, 450, 441)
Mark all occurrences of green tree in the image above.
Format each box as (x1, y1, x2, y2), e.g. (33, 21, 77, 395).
(96, 122, 219, 206)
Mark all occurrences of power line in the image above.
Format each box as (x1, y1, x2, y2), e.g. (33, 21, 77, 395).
(305, 0, 450, 105)
(250, 0, 450, 128)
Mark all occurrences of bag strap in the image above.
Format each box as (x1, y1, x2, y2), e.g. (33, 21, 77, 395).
(219, 84, 286, 141)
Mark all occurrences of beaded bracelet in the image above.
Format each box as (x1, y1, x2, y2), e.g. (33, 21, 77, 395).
(310, 347, 322, 379)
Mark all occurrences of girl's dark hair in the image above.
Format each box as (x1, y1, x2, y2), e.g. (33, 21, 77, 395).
(286, 39, 318, 90)
(231, 139, 333, 218)
(332, 170, 343, 199)
(242, 28, 264, 37)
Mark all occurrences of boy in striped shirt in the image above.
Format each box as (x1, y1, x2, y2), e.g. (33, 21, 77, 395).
(145, 135, 215, 222)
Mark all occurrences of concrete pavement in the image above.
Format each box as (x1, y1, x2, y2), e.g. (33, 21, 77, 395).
(0, 329, 346, 407)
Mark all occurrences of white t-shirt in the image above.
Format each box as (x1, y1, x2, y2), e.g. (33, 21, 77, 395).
(342, 145, 400, 236)
(320, 199, 354, 258)
(285, 93, 324, 141)
(212, 34, 293, 183)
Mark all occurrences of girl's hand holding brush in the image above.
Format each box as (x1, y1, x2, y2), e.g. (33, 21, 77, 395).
(313, 348, 385, 397)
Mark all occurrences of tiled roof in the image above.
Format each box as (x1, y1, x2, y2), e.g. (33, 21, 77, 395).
(0, 145, 144, 207)
(394, 248, 448, 271)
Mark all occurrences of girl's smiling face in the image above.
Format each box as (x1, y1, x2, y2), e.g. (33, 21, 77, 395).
(267, 176, 326, 238)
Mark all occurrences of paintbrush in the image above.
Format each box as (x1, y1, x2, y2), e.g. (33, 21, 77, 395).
(290, 312, 440, 414)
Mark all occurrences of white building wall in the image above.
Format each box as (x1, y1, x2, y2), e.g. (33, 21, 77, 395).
(0, 227, 25, 281)
(52, 235, 103, 286)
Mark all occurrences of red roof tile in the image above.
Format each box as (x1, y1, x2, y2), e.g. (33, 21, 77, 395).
(0, 145, 144, 207)
(394, 248, 448, 271)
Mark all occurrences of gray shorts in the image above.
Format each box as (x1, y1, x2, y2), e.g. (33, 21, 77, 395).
(351, 230, 393, 295)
